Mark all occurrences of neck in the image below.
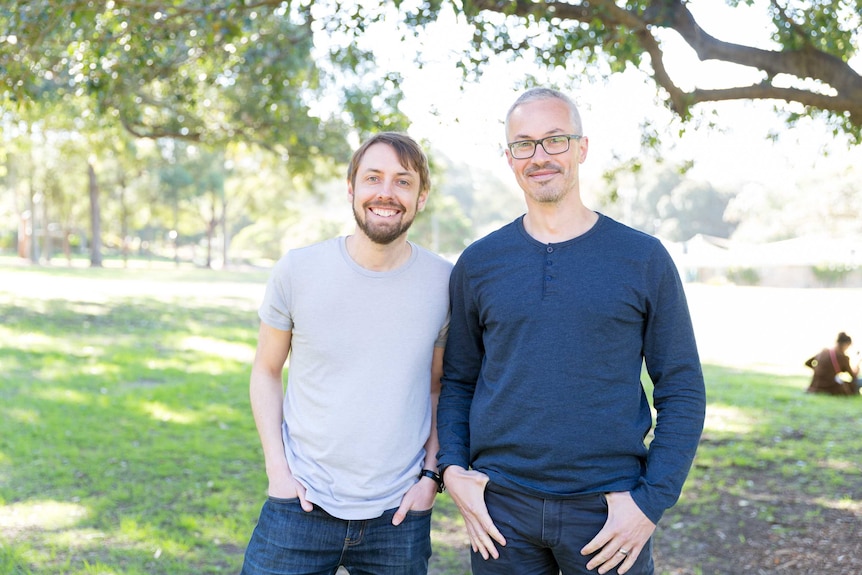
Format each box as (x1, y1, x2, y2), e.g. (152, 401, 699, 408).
(522, 202, 598, 244)
(345, 233, 412, 271)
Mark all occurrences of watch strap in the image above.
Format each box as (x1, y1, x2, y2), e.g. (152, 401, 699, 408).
(418, 468, 444, 493)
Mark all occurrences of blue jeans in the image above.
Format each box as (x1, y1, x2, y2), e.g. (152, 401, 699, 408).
(472, 483, 654, 575)
(240, 496, 432, 575)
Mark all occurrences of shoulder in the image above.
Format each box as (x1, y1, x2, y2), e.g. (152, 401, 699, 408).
(596, 214, 661, 245)
(594, 214, 670, 259)
(275, 237, 340, 267)
(411, 243, 455, 274)
(268, 239, 342, 284)
(459, 218, 522, 262)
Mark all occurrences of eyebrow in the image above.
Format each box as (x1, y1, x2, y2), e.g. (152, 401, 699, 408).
(362, 167, 416, 178)
(511, 128, 568, 140)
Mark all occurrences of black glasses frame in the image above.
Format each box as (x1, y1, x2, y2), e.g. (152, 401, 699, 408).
(507, 134, 583, 159)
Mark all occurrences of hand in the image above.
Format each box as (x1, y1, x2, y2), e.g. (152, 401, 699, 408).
(392, 475, 438, 525)
(443, 466, 507, 559)
(581, 491, 656, 574)
(267, 465, 313, 512)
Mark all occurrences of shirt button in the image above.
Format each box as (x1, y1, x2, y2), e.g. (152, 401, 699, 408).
(546, 246, 554, 253)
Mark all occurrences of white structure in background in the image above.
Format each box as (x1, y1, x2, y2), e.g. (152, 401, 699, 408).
(666, 235, 862, 288)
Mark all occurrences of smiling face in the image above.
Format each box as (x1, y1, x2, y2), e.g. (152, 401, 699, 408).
(348, 142, 428, 245)
(505, 97, 588, 206)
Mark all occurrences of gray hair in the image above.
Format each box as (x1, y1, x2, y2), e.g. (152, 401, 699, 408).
(505, 87, 583, 136)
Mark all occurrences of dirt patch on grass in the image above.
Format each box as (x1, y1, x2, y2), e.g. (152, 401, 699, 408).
(655, 477, 862, 574)
(428, 465, 862, 574)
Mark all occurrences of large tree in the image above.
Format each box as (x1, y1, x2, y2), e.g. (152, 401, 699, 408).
(1, 1, 410, 264)
(397, 0, 861, 143)
(1, 1, 408, 162)
(5, 1, 859, 143)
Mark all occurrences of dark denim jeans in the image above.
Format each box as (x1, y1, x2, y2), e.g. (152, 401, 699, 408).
(472, 484, 654, 575)
(240, 496, 432, 575)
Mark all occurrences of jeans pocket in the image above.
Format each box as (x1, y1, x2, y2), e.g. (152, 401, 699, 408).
(266, 495, 300, 505)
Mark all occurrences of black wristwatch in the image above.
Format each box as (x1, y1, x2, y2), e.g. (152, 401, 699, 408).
(418, 469, 444, 493)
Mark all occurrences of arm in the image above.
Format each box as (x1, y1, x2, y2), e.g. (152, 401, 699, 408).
(585, 248, 706, 574)
(632, 251, 707, 522)
(838, 351, 857, 378)
(392, 346, 444, 525)
(249, 321, 312, 511)
(423, 345, 444, 474)
(436, 261, 507, 558)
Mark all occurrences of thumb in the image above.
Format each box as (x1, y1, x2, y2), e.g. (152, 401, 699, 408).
(296, 486, 314, 512)
(392, 500, 410, 526)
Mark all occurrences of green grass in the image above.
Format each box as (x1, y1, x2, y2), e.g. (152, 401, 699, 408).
(651, 365, 862, 573)
(1, 262, 859, 574)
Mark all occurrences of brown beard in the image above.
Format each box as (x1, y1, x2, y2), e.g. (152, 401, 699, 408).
(352, 200, 418, 245)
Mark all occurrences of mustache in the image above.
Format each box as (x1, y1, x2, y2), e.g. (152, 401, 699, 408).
(523, 162, 562, 176)
(364, 200, 406, 211)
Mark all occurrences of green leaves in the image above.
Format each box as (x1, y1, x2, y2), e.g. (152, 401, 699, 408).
(2, 1, 410, 166)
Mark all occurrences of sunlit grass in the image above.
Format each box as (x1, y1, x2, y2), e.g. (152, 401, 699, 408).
(1, 263, 860, 574)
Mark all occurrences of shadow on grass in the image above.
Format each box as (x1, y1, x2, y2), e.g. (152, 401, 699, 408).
(0, 295, 263, 574)
(0, 291, 474, 574)
(654, 364, 862, 574)
(3, 285, 859, 574)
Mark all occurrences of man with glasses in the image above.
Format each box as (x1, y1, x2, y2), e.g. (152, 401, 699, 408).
(436, 88, 706, 575)
(241, 132, 451, 575)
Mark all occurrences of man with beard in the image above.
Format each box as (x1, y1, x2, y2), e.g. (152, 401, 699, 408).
(241, 133, 452, 575)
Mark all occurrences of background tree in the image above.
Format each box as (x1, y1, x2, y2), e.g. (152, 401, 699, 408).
(2, 1, 859, 267)
(601, 164, 738, 241)
(405, 0, 861, 142)
(1, 0, 409, 265)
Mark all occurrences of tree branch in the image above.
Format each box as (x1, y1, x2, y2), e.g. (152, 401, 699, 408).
(689, 83, 861, 116)
(468, 0, 862, 131)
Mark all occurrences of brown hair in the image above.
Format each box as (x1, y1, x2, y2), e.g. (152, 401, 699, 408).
(837, 332, 852, 345)
(347, 132, 430, 196)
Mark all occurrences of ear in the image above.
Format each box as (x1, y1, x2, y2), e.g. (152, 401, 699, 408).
(505, 149, 515, 171)
(577, 136, 589, 164)
(347, 181, 354, 203)
(417, 191, 429, 212)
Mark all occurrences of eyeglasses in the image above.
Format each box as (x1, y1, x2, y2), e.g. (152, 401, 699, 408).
(507, 134, 582, 160)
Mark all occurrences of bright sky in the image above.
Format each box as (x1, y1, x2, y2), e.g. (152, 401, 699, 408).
(356, 0, 860, 200)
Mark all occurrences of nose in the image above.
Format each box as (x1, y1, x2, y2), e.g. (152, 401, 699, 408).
(376, 178, 396, 198)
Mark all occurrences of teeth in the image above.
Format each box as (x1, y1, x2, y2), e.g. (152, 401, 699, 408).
(371, 208, 398, 217)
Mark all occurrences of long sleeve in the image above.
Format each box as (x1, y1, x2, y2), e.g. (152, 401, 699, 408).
(632, 247, 707, 523)
(436, 259, 481, 471)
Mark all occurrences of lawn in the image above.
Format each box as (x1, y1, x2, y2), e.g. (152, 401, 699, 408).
(0, 260, 860, 574)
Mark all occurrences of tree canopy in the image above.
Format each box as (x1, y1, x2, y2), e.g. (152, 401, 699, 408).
(1, 0, 409, 166)
(415, 0, 862, 142)
(4, 0, 860, 145)
(1, 0, 859, 268)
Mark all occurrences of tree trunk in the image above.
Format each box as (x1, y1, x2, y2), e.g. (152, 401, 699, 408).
(206, 217, 214, 269)
(88, 161, 103, 268)
(221, 195, 230, 269)
(118, 172, 129, 268)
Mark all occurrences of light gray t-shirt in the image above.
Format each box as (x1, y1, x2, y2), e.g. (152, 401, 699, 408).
(259, 236, 452, 520)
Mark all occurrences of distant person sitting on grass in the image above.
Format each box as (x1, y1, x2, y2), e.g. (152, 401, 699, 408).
(805, 332, 860, 396)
